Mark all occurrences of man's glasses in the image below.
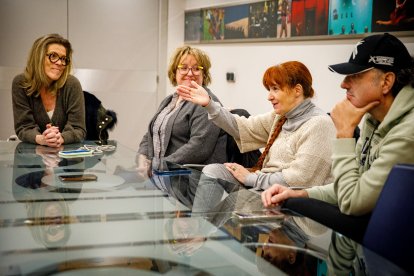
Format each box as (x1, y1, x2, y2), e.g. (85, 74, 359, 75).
(46, 52, 70, 66)
(177, 65, 203, 75)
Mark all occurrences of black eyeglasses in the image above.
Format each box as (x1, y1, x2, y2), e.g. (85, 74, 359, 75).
(46, 52, 70, 66)
(177, 65, 203, 75)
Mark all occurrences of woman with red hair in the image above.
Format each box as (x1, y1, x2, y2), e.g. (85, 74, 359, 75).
(177, 61, 335, 192)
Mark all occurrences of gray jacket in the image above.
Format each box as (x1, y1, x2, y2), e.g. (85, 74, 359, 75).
(138, 87, 227, 164)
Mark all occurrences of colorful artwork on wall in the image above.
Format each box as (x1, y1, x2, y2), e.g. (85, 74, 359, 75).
(277, 0, 291, 38)
(203, 8, 225, 41)
(328, 0, 373, 35)
(248, 1, 278, 38)
(184, 0, 413, 43)
(224, 4, 250, 39)
(185, 10, 202, 42)
(291, 0, 329, 36)
(371, 0, 414, 32)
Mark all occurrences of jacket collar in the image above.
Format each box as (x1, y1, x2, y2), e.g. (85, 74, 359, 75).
(282, 99, 326, 132)
(375, 85, 414, 136)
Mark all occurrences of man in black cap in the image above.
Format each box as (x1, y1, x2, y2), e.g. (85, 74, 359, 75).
(262, 33, 414, 216)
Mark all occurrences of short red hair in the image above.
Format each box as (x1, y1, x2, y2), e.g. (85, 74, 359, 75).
(262, 61, 314, 98)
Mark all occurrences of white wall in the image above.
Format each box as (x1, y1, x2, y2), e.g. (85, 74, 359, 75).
(68, 0, 160, 150)
(194, 42, 352, 115)
(0, 0, 162, 151)
(165, 0, 414, 116)
(0, 0, 68, 143)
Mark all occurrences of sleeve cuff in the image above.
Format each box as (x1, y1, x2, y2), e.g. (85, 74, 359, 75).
(333, 138, 356, 155)
(204, 99, 221, 119)
(244, 173, 257, 187)
(306, 186, 323, 200)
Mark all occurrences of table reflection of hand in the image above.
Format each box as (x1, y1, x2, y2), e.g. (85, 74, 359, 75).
(136, 154, 152, 179)
(166, 215, 206, 256)
(35, 145, 63, 168)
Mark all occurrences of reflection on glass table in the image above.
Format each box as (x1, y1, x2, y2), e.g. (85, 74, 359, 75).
(0, 141, 410, 275)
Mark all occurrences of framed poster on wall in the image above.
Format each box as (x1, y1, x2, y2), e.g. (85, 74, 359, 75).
(291, 0, 329, 37)
(224, 4, 250, 39)
(371, 0, 414, 32)
(184, 0, 414, 43)
(328, 0, 373, 35)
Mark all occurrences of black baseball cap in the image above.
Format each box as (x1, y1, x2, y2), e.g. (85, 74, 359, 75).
(329, 33, 412, 75)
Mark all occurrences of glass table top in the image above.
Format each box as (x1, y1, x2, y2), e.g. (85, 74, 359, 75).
(0, 141, 407, 275)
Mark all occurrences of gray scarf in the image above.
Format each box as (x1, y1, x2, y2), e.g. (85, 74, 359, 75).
(283, 99, 327, 132)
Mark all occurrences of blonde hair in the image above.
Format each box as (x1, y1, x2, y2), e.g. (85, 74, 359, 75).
(22, 33, 73, 96)
(168, 46, 212, 86)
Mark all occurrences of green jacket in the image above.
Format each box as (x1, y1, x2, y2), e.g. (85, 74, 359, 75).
(307, 85, 414, 215)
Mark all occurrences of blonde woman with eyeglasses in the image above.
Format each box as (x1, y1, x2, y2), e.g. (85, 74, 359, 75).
(12, 33, 86, 148)
(137, 46, 227, 177)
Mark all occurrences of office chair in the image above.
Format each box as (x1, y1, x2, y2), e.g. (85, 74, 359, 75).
(362, 163, 414, 274)
(83, 91, 117, 142)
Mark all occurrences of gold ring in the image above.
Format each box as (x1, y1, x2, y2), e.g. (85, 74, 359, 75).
(232, 166, 236, 171)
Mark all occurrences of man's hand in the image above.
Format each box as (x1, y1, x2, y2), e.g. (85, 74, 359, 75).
(331, 98, 379, 138)
(261, 184, 308, 208)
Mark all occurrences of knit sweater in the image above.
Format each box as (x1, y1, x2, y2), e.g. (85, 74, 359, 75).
(12, 74, 86, 144)
(206, 99, 336, 190)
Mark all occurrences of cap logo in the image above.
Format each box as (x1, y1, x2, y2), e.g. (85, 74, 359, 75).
(368, 55, 394, 66)
(352, 41, 364, 60)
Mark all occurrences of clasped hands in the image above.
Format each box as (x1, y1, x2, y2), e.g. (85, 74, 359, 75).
(37, 123, 64, 148)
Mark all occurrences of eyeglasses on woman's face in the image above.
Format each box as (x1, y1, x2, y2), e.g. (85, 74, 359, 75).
(46, 52, 70, 66)
(177, 65, 203, 76)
